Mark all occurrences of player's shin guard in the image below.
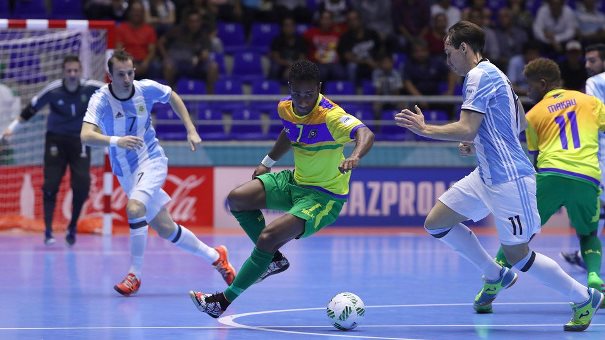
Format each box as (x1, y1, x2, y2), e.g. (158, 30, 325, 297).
(231, 210, 265, 243)
(128, 217, 148, 277)
(224, 247, 273, 302)
(520, 251, 589, 303)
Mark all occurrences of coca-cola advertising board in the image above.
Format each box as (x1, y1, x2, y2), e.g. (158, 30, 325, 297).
(2, 166, 214, 228)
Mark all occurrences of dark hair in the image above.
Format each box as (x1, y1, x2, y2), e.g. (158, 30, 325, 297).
(523, 57, 561, 85)
(288, 59, 320, 84)
(586, 43, 605, 61)
(445, 20, 485, 53)
(62, 55, 81, 67)
(107, 49, 134, 73)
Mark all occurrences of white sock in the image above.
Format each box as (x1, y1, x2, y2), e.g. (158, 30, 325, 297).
(169, 223, 219, 263)
(439, 223, 502, 280)
(524, 252, 589, 303)
(128, 226, 148, 278)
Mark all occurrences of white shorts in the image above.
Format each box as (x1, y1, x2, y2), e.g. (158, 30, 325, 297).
(439, 168, 541, 245)
(117, 157, 171, 222)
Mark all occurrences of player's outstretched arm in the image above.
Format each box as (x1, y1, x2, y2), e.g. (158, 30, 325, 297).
(168, 91, 202, 151)
(81, 122, 143, 149)
(252, 130, 291, 178)
(339, 126, 374, 173)
(395, 106, 483, 142)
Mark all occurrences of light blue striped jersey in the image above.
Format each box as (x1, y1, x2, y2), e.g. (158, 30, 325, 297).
(585, 72, 605, 183)
(461, 60, 535, 185)
(83, 79, 171, 177)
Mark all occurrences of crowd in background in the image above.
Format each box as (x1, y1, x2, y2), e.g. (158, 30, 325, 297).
(5, 0, 605, 119)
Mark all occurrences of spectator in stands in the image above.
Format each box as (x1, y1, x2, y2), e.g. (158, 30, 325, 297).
(493, 6, 529, 71)
(212, 0, 243, 23)
(180, 0, 218, 32)
(461, 0, 492, 27)
(1, 56, 104, 246)
(303, 10, 346, 81)
(85, 0, 129, 21)
(508, 0, 533, 34)
(274, 0, 312, 24)
(403, 42, 455, 109)
(157, 11, 220, 92)
(116, 1, 159, 80)
(558, 40, 588, 91)
(431, 0, 461, 29)
(391, 0, 431, 50)
(337, 10, 381, 84)
(142, 0, 176, 36)
(268, 17, 308, 83)
(575, 0, 605, 45)
(467, 8, 499, 61)
(240, 0, 278, 34)
(532, 0, 577, 55)
(350, 0, 392, 41)
(372, 52, 403, 115)
(507, 41, 541, 96)
(423, 12, 449, 58)
(317, 0, 352, 31)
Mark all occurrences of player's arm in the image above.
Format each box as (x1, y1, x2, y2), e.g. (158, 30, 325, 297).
(1, 89, 50, 138)
(252, 130, 292, 178)
(395, 106, 483, 141)
(339, 127, 374, 173)
(80, 122, 143, 150)
(168, 91, 202, 151)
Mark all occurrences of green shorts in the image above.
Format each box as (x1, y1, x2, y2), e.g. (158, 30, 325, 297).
(257, 169, 346, 239)
(537, 173, 600, 235)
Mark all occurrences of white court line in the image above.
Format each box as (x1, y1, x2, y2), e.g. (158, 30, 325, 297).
(0, 326, 231, 330)
(217, 302, 604, 339)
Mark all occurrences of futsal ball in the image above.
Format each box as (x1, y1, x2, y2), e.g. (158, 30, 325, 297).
(326, 292, 365, 331)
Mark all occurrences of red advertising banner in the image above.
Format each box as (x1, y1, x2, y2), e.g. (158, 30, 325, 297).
(0, 166, 214, 230)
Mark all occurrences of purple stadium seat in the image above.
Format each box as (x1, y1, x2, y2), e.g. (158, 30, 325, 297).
(154, 105, 187, 141)
(197, 108, 229, 140)
(251, 79, 281, 113)
(345, 104, 376, 132)
(393, 53, 407, 72)
(210, 53, 227, 76)
(267, 109, 283, 138)
(176, 78, 206, 94)
(231, 51, 265, 83)
(451, 0, 468, 9)
(249, 23, 280, 54)
(361, 80, 376, 95)
(213, 78, 244, 112)
(377, 110, 410, 141)
(324, 80, 355, 95)
(424, 110, 449, 123)
(231, 108, 264, 140)
(217, 22, 246, 54)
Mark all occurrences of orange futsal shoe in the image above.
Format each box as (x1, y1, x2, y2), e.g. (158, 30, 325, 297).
(114, 273, 141, 296)
(213, 245, 236, 285)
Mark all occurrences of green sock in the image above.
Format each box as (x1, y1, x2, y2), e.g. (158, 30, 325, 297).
(231, 210, 265, 242)
(495, 247, 512, 268)
(224, 247, 273, 302)
(588, 272, 604, 290)
(580, 234, 602, 275)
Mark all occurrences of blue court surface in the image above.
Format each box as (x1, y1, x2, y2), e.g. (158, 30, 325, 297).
(1, 230, 603, 340)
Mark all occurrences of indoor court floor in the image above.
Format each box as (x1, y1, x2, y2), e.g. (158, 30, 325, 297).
(1, 229, 604, 340)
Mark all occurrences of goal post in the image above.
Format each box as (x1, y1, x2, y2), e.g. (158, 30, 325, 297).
(0, 19, 115, 235)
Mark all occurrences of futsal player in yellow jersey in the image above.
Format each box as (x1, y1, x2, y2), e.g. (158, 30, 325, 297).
(189, 59, 375, 318)
(495, 58, 605, 293)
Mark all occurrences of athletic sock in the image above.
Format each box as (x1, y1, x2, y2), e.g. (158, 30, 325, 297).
(524, 251, 589, 303)
(579, 234, 602, 275)
(128, 217, 148, 278)
(438, 223, 502, 280)
(169, 223, 219, 263)
(224, 247, 273, 302)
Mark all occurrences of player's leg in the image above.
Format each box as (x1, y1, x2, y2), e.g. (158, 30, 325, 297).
(496, 175, 601, 331)
(563, 178, 603, 291)
(65, 142, 91, 245)
(42, 133, 68, 244)
(426, 170, 503, 281)
(495, 173, 562, 268)
(147, 201, 236, 285)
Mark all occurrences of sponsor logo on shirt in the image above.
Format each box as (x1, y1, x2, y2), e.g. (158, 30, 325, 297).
(339, 115, 353, 126)
(115, 111, 124, 118)
(308, 129, 317, 139)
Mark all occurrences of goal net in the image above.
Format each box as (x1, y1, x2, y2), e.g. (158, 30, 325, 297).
(0, 20, 114, 234)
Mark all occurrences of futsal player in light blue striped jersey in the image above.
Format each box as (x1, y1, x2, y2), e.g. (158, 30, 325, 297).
(395, 21, 602, 331)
